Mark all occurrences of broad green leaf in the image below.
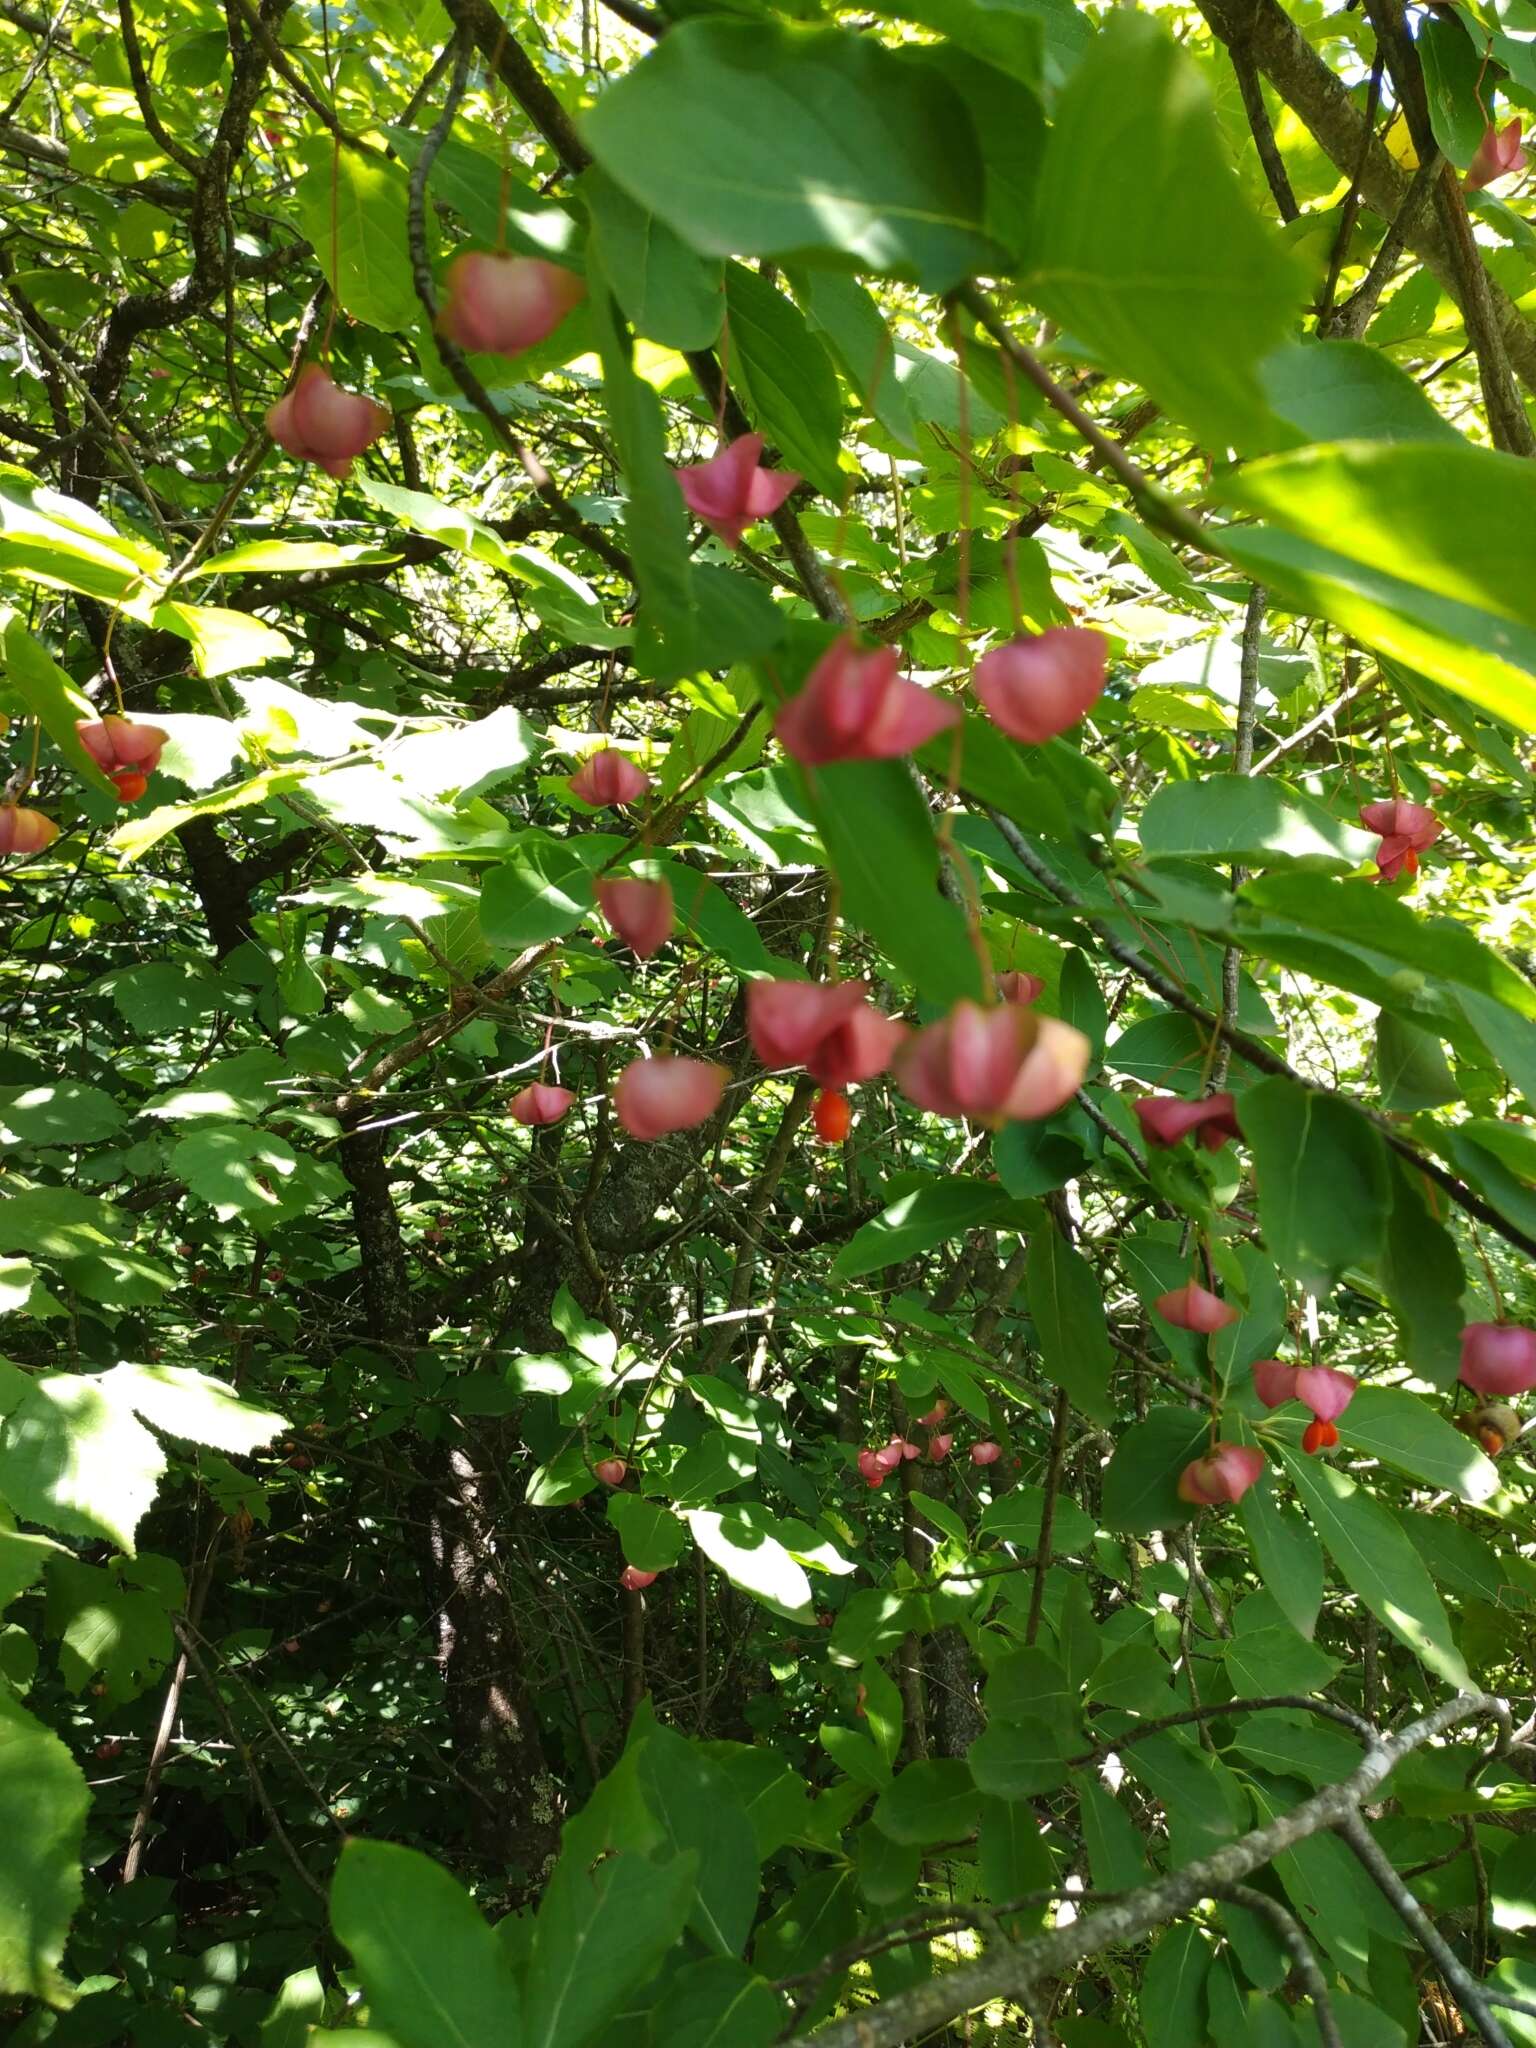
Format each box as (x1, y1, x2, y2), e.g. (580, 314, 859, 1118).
(1025, 1217, 1113, 1424)
(582, 18, 995, 290)
(1076, 1771, 1151, 1891)
(386, 129, 578, 261)
(1223, 1623, 1340, 1696)
(1278, 1446, 1470, 1689)
(330, 1840, 521, 2048)
(2, 619, 117, 796)
(872, 1757, 977, 1844)
(1376, 1014, 1459, 1112)
(978, 1483, 1097, 1556)
(1215, 440, 1536, 642)
(587, 267, 704, 676)
(1241, 873, 1536, 1026)
(1100, 1407, 1207, 1534)
(1216, 521, 1536, 731)
(793, 269, 918, 448)
(102, 1364, 285, 1456)
(967, 1716, 1066, 1798)
(152, 600, 292, 677)
(632, 1724, 760, 1957)
(0, 1370, 165, 1552)
(788, 754, 984, 1007)
(833, 1177, 1012, 1278)
(1418, 11, 1487, 164)
(1257, 338, 1463, 449)
(479, 833, 619, 952)
(1239, 1076, 1390, 1293)
(524, 1848, 696, 2048)
(978, 1794, 1058, 1934)
(609, 1493, 687, 1572)
(1237, 1473, 1324, 1640)
(583, 167, 722, 351)
(724, 263, 843, 498)
(0, 1082, 123, 1146)
(295, 136, 418, 332)
(1138, 1922, 1211, 2048)
(1339, 1386, 1499, 1504)
(144, 1049, 288, 1122)
(1139, 774, 1375, 872)
(0, 463, 163, 607)
(108, 767, 311, 861)
(687, 1505, 813, 1620)
(647, 1958, 784, 2048)
(0, 1689, 88, 2004)
(196, 539, 402, 576)
(0, 1522, 67, 1608)
(171, 1125, 305, 1221)
(1025, 11, 1305, 451)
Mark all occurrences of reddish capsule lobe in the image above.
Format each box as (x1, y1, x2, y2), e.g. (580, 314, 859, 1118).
(594, 1458, 627, 1487)
(812, 1088, 852, 1143)
(111, 768, 150, 804)
(1302, 1418, 1339, 1455)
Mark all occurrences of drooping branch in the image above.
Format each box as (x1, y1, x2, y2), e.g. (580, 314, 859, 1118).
(795, 1693, 1514, 2048)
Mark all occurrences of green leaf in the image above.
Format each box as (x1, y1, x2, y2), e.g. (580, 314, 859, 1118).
(1100, 1407, 1207, 1534)
(582, 18, 995, 291)
(386, 129, 578, 262)
(792, 269, 918, 447)
(171, 1125, 306, 1222)
(1025, 1218, 1113, 1425)
(2, 618, 117, 796)
(144, 1049, 289, 1122)
(833, 1177, 1012, 1278)
(1237, 1473, 1324, 1640)
(0, 1082, 124, 1146)
(1216, 520, 1536, 732)
(0, 1370, 165, 1552)
(647, 1958, 784, 2048)
(587, 268, 704, 677)
(723, 264, 843, 498)
(1257, 338, 1463, 449)
(1376, 1014, 1459, 1113)
(632, 1724, 760, 1957)
(978, 1484, 1097, 1556)
(583, 167, 722, 350)
(330, 1840, 521, 2048)
(1216, 439, 1536, 645)
(479, 833, 618, 952)
(525, 1848, 696, 2048)
(1139, 775, 1375, 872)
(609, 1493, 687, 1572)
(103, 1364, 286, 1455)
(295, 136, 418, 332)
(686, 1505, 813, 1621)
(1418, 15, 1487, 168)
(0, 463, 164, 607)
(787, 752, 984, 1007)
(872, 1758, 977, 1845)
(1277, 1446, 1470, 1689)
(1222, 1623, 1340, 1696)
(1339, 1386, 1499, 1505)
(1139, 1923, 1211, 2048)
(152, 599, 293, 678)
(1239, 1076, 1390, 1293)
(0, 1689, 89, 2004)
(1025, 11, 1304, 452)
(967, 1717, 1066, 1798)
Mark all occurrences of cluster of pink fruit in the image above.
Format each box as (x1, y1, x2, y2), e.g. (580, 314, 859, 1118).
(508, 968, 1091, 1144)
(855, 1400, 1002, 1489)
(266, 253, 585, 477)
(1178, 1321, 1534, 1510)
(0, 715, 170, 855)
